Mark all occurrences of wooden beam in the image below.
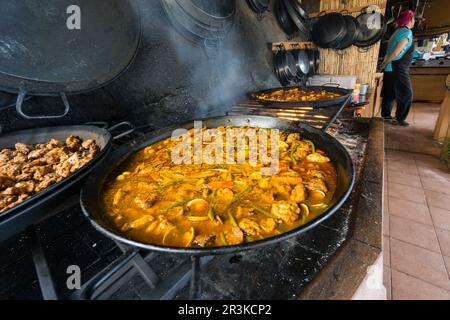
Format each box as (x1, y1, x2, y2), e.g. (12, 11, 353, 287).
(271, 41, 316, 52)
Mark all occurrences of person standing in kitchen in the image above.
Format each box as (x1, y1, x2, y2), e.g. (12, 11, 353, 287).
(380, 10, 415, 126)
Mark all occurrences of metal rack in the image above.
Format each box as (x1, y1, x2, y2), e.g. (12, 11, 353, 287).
(228, 95, 351, 131)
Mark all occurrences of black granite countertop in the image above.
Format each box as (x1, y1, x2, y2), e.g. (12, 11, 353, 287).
(299, 118, 384, 299)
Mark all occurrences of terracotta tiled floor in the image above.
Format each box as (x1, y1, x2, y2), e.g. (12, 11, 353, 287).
(383, 103, 450, 300)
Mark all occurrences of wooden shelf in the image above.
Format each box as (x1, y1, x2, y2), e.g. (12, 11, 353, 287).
(309, 3, 386, 18)
(271, 41, 316, 52)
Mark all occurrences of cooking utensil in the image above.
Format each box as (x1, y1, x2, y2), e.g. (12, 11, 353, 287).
(274, 0, 297, 35)
(0, 122, 134, 241)
(293, 50, 310, 81)
(175, 0, 235, 30)
(274, 51, 289, 86)
(283, 0, 311, 39)
(282, 51, 298, 81)
(246, 0, 269, 14)
(305, 49, 316, 76)
(313, 49, 320, 74)
(252, 85, 351, 108)
(162, 0, 234, 48)
(354, 11, 387, 48)
(80, 115, 355, 255)
(290, 0, 309, 21)
(312, 13, 347, 48)
(335, 15, 361, 50)
(0, 0, 141, 119)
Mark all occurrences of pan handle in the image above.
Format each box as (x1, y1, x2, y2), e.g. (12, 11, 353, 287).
(108, 121, 135, 140)
(322, 82, 341, 87)
(83, 122, 110, 129)
(15, 90, 70, 119)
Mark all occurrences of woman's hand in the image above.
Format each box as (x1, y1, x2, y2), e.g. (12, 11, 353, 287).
(380, 58, 388, 71)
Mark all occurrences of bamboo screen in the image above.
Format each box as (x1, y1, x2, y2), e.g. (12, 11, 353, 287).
(318, 0, 387, 86)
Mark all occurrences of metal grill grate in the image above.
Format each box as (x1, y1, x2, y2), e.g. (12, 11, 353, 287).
(227, 96, 351, 130)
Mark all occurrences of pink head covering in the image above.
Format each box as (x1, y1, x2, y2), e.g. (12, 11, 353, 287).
(397, 10, 415, 27)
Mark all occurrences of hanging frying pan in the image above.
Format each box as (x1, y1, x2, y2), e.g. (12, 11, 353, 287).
(282, 51, 298, 83)
(305, 49, 315, 76)
(312, 13, 346, 48)
(175, 0, 235, 31)
(274, 51, 289, 86)
(293, 50, 310, 80)
(246, 0, 269, 14)
(284, 0, 311, 39)
(290, 0, 309, 21)
(314, 49, 320, 74)
(354, 11, 387, 47)
(335, 15, 361, 50)
(274, 0, 297, 35)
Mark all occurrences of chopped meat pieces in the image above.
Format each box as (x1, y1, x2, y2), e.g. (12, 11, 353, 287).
(289, 184, 306, 203)
(238, 218, 261, 236)
(0, 135, 99, 213)
(224, 227, 244, 245)
(260, 218, 277, 233)
(306, 178, 328, 193)
(306, 153, 330, 163)
(15, 143, 33, 154)
(193, 234, 216, 247)
(66, 135, 82, 150)
(270, 200, 300, 224)
(13, 153, 27, 164)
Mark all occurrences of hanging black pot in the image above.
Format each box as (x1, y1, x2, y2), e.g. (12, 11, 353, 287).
(290, 0, 308, 21)
(354, 11, 387, 47)
(274, 51, 289, 86)
(293, 50, 310, 81)
(274, 0, 297, 35)
(283, 0, 311, 39)
(246, 0, 269, 14)
(335, 15, 361, 50)
(282, 50, 298, 83)
(311, 13, 347, 48)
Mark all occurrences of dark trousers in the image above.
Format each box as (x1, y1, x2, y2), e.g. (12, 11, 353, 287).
(381, 70, 413, 122)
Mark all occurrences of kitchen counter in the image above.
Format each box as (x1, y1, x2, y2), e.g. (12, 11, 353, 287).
(411, 58, 450, 68)
(410, 61, 450, 103)
(299, 118, 384, 299)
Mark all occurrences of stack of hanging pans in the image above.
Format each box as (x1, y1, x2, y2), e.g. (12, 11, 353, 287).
(246, 0, 269, 14)
(306, 49, 320, 76)
(311, 10, 386, 50)
(274, 51, 297, 86)
(161, 0, 235, 47)
(274, 49, 319, 86)
(274, 0, 310, 38)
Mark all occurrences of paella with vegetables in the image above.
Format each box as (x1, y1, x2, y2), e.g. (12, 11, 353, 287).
(255, 87, 342, 102)
(100, 126, 337, 248)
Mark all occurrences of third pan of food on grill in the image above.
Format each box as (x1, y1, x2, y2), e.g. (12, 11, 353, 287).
(0, 136, 99, 213)
(255, 87, 342, 102)
(100, 126, 337, 248)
